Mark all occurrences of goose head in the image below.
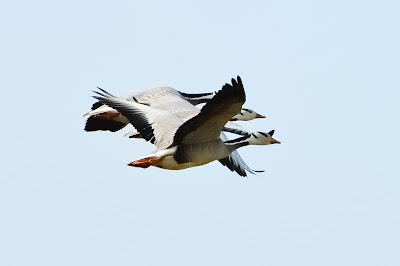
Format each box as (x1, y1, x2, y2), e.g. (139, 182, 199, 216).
(231, 108, 266, 121)
(247, 130, 281, 145)
(225, 130, 281, 147)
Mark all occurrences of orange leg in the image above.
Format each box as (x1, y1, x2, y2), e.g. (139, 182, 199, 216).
(128, 157, 164, 168)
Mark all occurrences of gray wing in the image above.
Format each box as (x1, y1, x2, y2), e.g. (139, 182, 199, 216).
(92, 90, 183, 149)
(172, 76, 246, 146)
(85, 86, 219, 134)
(84, 86, 199, 125)
(126, 86, 201, 121)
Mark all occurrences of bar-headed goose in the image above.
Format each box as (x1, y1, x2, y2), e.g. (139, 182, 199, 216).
(92, 76, 280, 173)
(84, 86, 265, 132)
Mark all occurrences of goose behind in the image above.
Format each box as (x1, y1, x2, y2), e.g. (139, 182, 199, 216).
(84, 86, 265, 133)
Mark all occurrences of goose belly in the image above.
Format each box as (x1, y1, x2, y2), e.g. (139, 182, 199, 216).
(156, 155, 201, 170)
(156, 141, 230, 170)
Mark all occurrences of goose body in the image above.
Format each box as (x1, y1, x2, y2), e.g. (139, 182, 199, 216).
(93, 76, 280, 174)
(141, 133, 276, 170)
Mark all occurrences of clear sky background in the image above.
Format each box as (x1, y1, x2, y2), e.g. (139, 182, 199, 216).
(1, 0, 399, 265)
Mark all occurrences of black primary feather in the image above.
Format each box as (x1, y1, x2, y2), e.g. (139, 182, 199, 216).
(91, 101, 103, 110)
(178, 91, 215, 105)
(92, 94, 156, 144)
(222, 126, 249, 136)
(97, 87, 116, 97)
(84, 116, 127, 132)
(218, 156, 247, 177)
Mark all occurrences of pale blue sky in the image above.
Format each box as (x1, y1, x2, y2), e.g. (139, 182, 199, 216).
(1, 0, 399, 265)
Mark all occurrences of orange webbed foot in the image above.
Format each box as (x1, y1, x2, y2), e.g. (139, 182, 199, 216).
(128, 157, 163, 168)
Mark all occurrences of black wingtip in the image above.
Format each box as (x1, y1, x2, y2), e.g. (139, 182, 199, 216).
(253, 170, 265, 173)
(91, 101, 103, 110)
(218, 157, 247, 177)
(237, 76, 242, 86)
(92, 90, 108, 98)
(231, 77, 238, 87)
(233, 75, 241, 83)
(84, 116, 127, 132)
(228, 75, 245, 102)
(92, 95, 103, 101)
(96, 87, 115, 97)
(268, 130, 275, 136)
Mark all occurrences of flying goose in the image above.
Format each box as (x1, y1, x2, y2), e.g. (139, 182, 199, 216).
(84, 86, 265, 132)
(86, 84, 265, 176)
(92, 76, 280, 173)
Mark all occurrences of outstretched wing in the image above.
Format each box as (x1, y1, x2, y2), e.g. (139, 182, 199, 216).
(172, 76, 246, 146)
(92, 89, 183, 149)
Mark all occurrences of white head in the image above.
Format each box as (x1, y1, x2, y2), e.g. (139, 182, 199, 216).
(247, 130, 281, 145)
(231, 108, 266, 121)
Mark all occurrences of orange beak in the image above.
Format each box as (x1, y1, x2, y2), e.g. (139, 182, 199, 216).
(256, 114, 266, 118)
(271, 139, 281, 144)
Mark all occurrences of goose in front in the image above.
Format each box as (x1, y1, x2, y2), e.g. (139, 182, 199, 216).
(93, 76, 280, 172)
